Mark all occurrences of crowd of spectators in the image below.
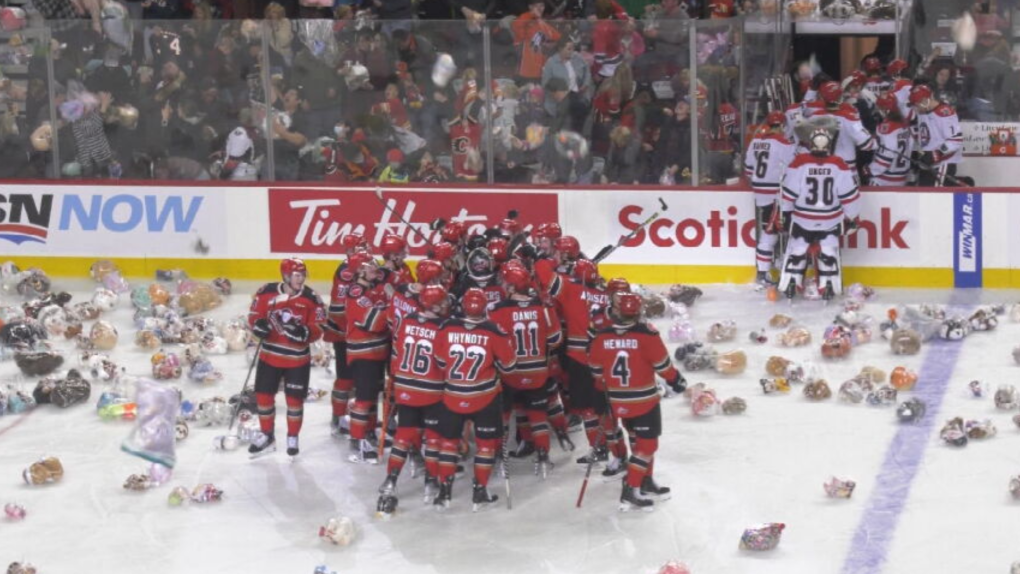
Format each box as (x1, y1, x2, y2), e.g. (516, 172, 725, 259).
(0, 0, 748, 183)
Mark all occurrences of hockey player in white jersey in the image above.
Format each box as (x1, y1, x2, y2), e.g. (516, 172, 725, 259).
(744, 111, 797, 284)
(886, 59, 912, 117)
(779, 117, 861, 301)
(867, 93, 913, 186)
(910, 84, 962, 186)
(813, 82, 875, 170)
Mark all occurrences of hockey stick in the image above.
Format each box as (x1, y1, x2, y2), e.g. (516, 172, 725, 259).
(227, 338, 263, 434)
(576, 381, 622, 509)
(501, 417, 513, 510)
(377, 374, 394, 461)
(372, 187, 433, 243)
(592, 197, 669, 264)
(874, 144, 971, 188)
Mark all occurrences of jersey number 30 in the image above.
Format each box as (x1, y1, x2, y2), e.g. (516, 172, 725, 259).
(805, 176, 834, 206)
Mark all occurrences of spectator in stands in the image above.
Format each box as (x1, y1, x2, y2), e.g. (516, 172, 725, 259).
(269, 85, 310, 180)
(391, 29, 437, 81)
(265, 3, 295, 65)
(644, 0, 690, 48)
(377, 148, 410, 183)
(604, 125, 643, 183)
(930, 61, 960, 108)
(414, 151, 451, 183)
(512, 0, 562, 82)
(646, 99, 692, 183)
(542, 37, 594, 115)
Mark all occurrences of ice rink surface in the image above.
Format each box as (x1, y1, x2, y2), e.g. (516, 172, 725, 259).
(3, 280, 1020, 574)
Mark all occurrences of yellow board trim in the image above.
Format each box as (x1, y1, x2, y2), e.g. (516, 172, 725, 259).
(7, 256, 1009, 288)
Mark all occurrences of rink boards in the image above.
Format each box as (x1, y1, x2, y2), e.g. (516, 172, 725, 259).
(1, 182, 1017, 288)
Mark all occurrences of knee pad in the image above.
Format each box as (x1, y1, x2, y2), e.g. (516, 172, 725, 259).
(784, 253, 808, 273)
(394, 427, 419, 446)
(633, 437, 659, 457)
(475, 438, 501, 456)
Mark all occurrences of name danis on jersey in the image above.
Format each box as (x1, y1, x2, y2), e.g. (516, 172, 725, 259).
(512, 310, 538, 322)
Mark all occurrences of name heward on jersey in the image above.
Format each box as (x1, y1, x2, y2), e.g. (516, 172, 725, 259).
(603, 338, 639, 350)
(809, 167, 832, 176)
(448, 332, 490, 345)
(512, 310, 538, 321)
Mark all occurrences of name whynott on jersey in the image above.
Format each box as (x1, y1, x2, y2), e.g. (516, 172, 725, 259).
(512, 310, 538, 322)
(448, 332, 490, 345)
(603, 338, 639, 350)
(406, 325, 437, 340)
(808, 167, 832, 176)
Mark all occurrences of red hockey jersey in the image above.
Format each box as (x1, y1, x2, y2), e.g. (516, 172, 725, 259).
(248, 283, 325, 369)
(344, 281, 391, 362)
(550, 276, 610, 363)
(322, 261, 352, 343)
(388, 283, 421, 332)
(588, 322, 679, 418)
(435, 318, 516, 413)
(489, 297, 562, 390)
(391, 313, 445, 407)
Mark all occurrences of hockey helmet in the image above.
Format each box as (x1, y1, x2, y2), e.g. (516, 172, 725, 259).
(462, 287, 488, 319)
(794, 116, 839, 155)
(573, 259, 599, 284)
(380, 234, 407, 257)
(606, 277, 631, 295)
(764, 111, 786, 127)
(534, 222, 562, 240)
(876, 92, 898, 113)
(501, 265, 532, 293)
(440, 221, 467, 244)
(617, 293, 643, 322)
(466, 248, 495, 281)
(554, 236, 581, 259)
(415, 259, 444, 284)
(487, 238, 509, 262)
(346, 252, 377, 276)
(909, 84, 933, 106)
(419, 285, 450, 314)
(280, 257, 307, 279)
(430, 241, 457, 263)
(862, 56, 882, 75)
(886, 59, 908, 77)
(819, 81, 843, 104)
(499, 218, 522, 238)
(844, 70, 867, 89)
(340, 233, 367, 254)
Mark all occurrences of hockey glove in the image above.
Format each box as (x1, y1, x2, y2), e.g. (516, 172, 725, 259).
(251, 318, 272, 340)
(781, 211, 792, 233)
(844, 217, 859, 234)
(282, 322, 310, 343)
(518, 243, 538, 260)
(919, 151, 936, 167)
(666, 372, 687, 395)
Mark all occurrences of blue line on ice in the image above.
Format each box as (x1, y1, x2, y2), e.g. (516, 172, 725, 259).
(840, 303, 969, 574)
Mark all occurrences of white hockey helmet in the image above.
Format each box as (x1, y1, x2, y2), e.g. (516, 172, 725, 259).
(225, 127, 254, 159)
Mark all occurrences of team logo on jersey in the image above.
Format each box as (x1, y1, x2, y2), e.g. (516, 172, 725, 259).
(452, 136, 471, 154)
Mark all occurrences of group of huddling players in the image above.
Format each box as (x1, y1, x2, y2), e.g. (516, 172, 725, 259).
(744, 56, 963, 300)
(244, 220, 687, 514)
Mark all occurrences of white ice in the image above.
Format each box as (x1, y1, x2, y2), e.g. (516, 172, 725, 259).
(2, 280, 1020, 574)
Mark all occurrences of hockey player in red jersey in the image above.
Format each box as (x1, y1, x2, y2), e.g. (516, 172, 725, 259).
(247, 258, 326, 458)
(779, 119, 861, 301)
(325, 233, 372, 439)
(428, 241, 459, 288)
(744, 111, 797, 284)
(344, 252, 393, 463)
(588, 293, 685, 511)
(910, 84, 962, 186)
(433, 288, 517, 511)
(489, 265, 563, 478)
(376, 285, 452, 517)
(813, 82, 875, 170)
(452, 247, 506, 309)
(381, 234, 415, 285)
(868, 93, 913, 186)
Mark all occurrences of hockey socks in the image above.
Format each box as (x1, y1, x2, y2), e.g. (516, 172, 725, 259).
(255, 392, 275, 435)
(330, 378, 353, 417)
(285, 395, 303, 437)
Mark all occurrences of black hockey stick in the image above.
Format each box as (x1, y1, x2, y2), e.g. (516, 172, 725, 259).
(226, 338, 263, 434)
(873, 144, 971, 188)
(502, 419, 513, 510)
(372, 187, 433, 243)
(576, 382, 622, 509)
(592, 197, 669, 264)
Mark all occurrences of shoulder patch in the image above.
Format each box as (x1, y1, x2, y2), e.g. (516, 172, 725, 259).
(934, 104, 957, 118)
(348, 285, 364, 298)
(357, 296, 372, 309)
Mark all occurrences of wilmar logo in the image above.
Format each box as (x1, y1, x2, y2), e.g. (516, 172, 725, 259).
(0, 194, 53, 244)
(267, 189, 559, 255)
(953, 192, 982, 287)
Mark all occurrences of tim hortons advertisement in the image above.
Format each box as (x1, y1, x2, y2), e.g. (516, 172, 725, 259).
(0, 186, 225, 256)
(268, 188, 559, 255)
(565, 190, 924, 267)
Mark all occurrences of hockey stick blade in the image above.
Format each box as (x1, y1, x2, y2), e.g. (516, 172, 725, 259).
(658, 197, 668, 212)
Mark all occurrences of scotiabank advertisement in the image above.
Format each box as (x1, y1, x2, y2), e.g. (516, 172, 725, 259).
(268, 188, 559, 256)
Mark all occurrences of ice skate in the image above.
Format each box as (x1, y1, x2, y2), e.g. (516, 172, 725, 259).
(423, 476, 439, 505)
(330, 415, 350, 439)
(555, 428, 575, 451)
(378, 471, 398, 495)
(433, 478, 453, 511)
(567, 414, 583, 432)
(822, 281, 835, 302)
(376, 492, 398, 520)
(471, 481, 498, 512)
(601, 456, 625, 480)
(347, 439, 379, 464)
(534, 449, 553, 479)
(785, 279, 797, 302)
(619, 481, 654, 512)
(640, 475, 671, 501)
(286, 436, 299, 458)
(508, 440, 535, 459)
(248, 432, 276, 459)
(576, 445, 608, 465)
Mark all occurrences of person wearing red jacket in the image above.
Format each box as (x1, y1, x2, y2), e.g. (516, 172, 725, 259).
(489, 265, 562, 478)
(344, 252, 393, 464)
(588, 293, 685, 511)
(247, 258, 326, 458)
(326, 234, 369, 439)
(376, 285, 452, 517)
(433, 288, 517, 511)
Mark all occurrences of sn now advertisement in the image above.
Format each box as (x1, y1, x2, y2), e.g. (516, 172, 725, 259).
(268, 188, 559, 255)
(0, 187, 225, 256)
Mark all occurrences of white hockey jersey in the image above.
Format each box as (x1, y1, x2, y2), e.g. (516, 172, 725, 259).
(744, 131, 797, 206)
(869, 119, 913, 186)
(809, 104, 875, 168)
(889, 78, 912, 118)
(781, 154, 861, 231)
(783, 100, 824, 141)
(913, 103, 962, 165)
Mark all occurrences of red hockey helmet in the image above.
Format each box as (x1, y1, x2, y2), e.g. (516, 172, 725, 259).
(909, 84, 933, 105)
(534, 222, 562, 240)
(340, 233, 367, 254)
(573, 259, 599, 284)
(887, 58, 908, 77)
(499, 218, 522, 237)
(487, 238, 509, 262)
(381, 234, 407, 256)
(415, 259, 444, 284)
(862, 56, 882, 75)
(419, 284, 449, 313)
(430, 241, 457, 262)
(616, 293, 643, 321)
(280, 257, 307, 278)
(554, 236, 581, 259)
(346, 251, 377, 274)
(440, 221, 466, 244)
(462, 288, 488, 319)
(764, 111, 786, 127)
(819, 81, 842, 104)
(606, 277, 631, 295)
(501, 265, 533, 293)
(876, 92, 898, 113)
(845, 70, 866, 88)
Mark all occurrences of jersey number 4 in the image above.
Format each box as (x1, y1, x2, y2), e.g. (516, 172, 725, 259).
(449, 344, 486, 381)
(512, 321, 540, 357)
(805, 176, 834, 206)
(612, 352, 631, 388)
